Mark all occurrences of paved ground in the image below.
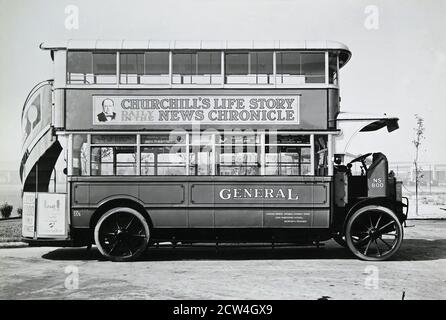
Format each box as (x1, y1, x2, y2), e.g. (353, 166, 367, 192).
(0, 220, 445, 300)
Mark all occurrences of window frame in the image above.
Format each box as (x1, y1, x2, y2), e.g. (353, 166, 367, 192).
(90, 145, 138, 176)
(119, 51, 170, 84)
(172, 50, 222, 84)
(68, 131, 335, 177)
(65, 49, 339, 88)
(275, 50, 326, 85)
(66, 51, 94, 85)
(225, 51, 274, 85)
(67, 50, 118, 85)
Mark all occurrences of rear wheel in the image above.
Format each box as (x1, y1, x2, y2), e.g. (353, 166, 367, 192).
(94, 207, 150, 262)
(346, 205, 403, 261)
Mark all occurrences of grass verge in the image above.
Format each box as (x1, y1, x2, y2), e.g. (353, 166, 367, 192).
(0, 218, 22, 242)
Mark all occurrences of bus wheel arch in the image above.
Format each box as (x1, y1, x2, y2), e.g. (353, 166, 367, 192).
(90, 197, 153, 231)
(342, 197, 399, 235)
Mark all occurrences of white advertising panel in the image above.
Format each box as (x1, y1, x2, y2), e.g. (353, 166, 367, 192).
(36, 193, 67, 237)
(93, 94, 301, 125)
(22, 192, 36, 237)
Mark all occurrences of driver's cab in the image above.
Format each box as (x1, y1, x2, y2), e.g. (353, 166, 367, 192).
(334, 152, 403, 212)
(333, 113, 403, 207)
(345, 152, 389, 199)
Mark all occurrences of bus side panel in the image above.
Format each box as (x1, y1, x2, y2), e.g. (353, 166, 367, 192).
(82, 182, 188, 227)
(70, 178, 332, 231)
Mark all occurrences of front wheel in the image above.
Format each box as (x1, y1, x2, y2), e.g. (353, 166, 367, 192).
(94, 207, 150, 262)
(345, 205, 403, 261)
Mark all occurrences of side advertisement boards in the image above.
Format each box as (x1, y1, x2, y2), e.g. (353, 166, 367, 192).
(21, 192, 67, 238)
(22, 192, 36, 238)
(92, 95, 301, 125)
(65, 89, 330, 130)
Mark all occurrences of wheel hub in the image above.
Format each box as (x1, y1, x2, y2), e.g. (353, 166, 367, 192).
(116, 229, 129, 240)
(368, 227, 378, 239)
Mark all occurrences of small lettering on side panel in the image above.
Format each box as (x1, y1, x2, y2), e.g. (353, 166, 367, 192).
(264, 212, 311, 227)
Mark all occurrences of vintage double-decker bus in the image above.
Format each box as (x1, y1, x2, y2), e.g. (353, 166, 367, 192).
(20, 40, 407, 261)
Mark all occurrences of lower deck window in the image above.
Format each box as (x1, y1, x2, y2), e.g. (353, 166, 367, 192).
(91, 146, 137, 176)
(189, 145, 213, 176)
(314, 135, 328, 176)
(217, 146, 260, 176)
(73, 133, 331, 176)
(72, 134, 89, 175)
(141, 146, 187, 175)
(265, 146, 311, 176)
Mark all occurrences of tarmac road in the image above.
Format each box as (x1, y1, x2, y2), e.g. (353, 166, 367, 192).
(0, 220, 445, 300)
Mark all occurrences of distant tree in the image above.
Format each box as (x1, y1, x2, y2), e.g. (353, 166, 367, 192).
(412, 114, 425, 216)
(17, 207, 23, 217)
(0, 202, 13, 219)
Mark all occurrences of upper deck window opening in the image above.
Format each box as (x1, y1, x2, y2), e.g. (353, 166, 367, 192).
(145, 52, 169, 75)
(65, 49, 337, 87)
(276, 52, 325, 84)
(301, 53, 325, 83)
(119, 52, 143, 84)
(172, 51, 221, 84)
(251, 52, 273, 84)
(67, 52, 93, 84)
(93, 53, 117, 84)
(120, 51, 169, 84)
(67, 51, 117, 84)
(225, 52, 273, 84)
(329, 52, 338, 85)
(225, 52, 248, 75)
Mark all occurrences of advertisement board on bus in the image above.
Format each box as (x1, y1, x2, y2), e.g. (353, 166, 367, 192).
(21, 192, 67, 238)
(65, 89, 334, 130)
(92, 95, 301, 125)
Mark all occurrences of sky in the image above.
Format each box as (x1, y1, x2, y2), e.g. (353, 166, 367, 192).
(0, 0, 445, 170)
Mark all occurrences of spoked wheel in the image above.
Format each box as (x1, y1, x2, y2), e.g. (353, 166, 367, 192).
(346, 205, 403, 261)
(94, 207, 150, 262)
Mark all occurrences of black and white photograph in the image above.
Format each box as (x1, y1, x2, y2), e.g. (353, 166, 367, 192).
(0, 0, 445, 308)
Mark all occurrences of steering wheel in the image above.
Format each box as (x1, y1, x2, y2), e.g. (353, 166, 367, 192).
(349, 153, 372, 175)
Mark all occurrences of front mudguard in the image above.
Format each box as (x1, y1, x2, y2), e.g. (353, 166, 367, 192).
(340, 197, 408, 236)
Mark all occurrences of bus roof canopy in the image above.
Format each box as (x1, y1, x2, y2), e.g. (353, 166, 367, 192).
(39, 39, 352, 67)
